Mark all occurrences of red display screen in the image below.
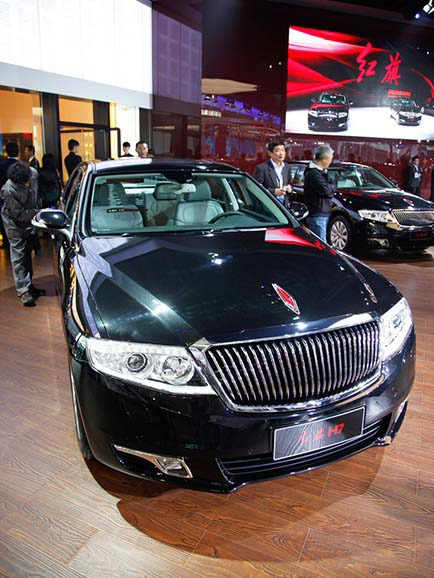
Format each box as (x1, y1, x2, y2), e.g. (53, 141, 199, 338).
(286, 27, 434, 140)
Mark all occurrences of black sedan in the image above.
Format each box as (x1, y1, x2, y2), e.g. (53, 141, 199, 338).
(33, 158, 414, 492)
(390, 98, 422, 126)
(308, 92, 351, 131)
(289, 161, 434, 253)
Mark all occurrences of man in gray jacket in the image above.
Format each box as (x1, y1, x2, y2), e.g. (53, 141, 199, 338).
(0, 162, 46, 306)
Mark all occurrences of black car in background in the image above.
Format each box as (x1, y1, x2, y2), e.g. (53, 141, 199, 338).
(308, 92, 351, 131)
(32, 158, 414, 492)
(390, 98, 422, 125)
(289, 161, 434, 253)
(421, 97, 434, 117)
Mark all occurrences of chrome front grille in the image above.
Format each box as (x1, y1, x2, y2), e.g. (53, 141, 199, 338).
(392, 210, 434, 227)
(206, 321, 380, 407)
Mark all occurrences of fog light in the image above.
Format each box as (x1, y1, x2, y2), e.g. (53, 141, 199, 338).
(113, 445, 193, 478)
(155, 456, 192, 478)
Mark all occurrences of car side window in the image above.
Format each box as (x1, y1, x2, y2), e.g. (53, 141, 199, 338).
(64, 169, 84, 219)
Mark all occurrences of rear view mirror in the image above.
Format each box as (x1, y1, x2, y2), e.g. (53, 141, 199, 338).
(32, 209, 68, 230)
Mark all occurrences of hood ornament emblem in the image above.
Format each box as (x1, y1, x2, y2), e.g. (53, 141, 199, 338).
(272, 284, 300, 315)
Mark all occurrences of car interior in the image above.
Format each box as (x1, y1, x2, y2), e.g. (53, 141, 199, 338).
(88, 173, 290, 234)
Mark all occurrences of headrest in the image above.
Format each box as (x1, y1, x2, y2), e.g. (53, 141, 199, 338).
(185, 179, 211, 201)
(109, 182, 128, 204)
(93, 183, 109, 205)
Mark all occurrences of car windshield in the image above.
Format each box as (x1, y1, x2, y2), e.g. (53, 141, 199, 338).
(328, 167, 394, 191)
(318, 94, 346, 104)
(399, 99, 418, 110)
(87, 171, 295, 235)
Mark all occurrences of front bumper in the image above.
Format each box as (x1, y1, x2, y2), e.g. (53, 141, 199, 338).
(72, 330, 415, 492)
(358, 220, 434, 250)
(397, 116, 421, 125)
(308, 115, 347, 130)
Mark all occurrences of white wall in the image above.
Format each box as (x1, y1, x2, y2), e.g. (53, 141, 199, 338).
(0, 0, 152, 108)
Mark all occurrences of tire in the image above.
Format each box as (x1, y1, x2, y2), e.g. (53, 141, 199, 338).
(328, 215, 353, 252)
(70, 367, 94, 460)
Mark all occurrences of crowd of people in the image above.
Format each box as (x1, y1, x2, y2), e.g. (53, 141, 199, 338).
(1, 135, 433, 308)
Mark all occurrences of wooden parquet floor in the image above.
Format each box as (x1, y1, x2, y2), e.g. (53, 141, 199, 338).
(0, 241, 433, 577)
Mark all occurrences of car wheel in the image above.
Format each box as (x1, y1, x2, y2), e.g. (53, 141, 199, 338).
(328, 215, 353, 252)
(70, 367, 94, 460)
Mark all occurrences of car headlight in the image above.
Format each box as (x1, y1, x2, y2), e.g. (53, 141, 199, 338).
(380, 298, 413, 361)
(86, 338, 204, 389)
(309, 110, 318, 117)
(358, 210, 398, 224)
(338, 112, 348, 118)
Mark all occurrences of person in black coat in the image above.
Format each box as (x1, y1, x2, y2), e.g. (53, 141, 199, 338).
(38, 154, 63, 208)
(252, 141, 292, 205)
(404, 156, 422, 196)
(25, 145, 40, 170)
(304, 145, 337, 241)
(64, 139, 82, 177)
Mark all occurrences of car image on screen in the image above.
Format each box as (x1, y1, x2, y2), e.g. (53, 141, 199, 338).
(308, 93, 351, 131)
(390, 99, 422, 126)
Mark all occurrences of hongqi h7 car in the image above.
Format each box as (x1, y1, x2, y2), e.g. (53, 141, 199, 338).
(308, 92, 351, 131)
(289, 160, 434, 254)
(33, 158, 414, 492)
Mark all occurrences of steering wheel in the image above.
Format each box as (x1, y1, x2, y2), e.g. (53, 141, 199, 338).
(208, 211, 244, 224)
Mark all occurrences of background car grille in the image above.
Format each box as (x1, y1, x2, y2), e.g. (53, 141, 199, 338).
(392, 210, 434, 226)
(206, 321, 380, 407)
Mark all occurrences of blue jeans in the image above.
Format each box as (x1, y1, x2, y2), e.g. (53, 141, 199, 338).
(306, 215, 329, 242)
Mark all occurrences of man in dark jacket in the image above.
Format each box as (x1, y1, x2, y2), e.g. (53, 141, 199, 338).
(304, 145, 337, 241)
(0, 162, 46, 306)
(64, 139, 82, 177)
(404, 156, 422, 196)
(252, 141, 292, 204)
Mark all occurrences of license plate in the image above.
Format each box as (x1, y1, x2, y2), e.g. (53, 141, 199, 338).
(410, 230, 432, 240)
(273, 407, 365, 460)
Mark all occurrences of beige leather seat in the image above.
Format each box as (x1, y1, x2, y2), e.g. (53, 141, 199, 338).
(173, 180, 223, 226)
(91, 183, 143, 231)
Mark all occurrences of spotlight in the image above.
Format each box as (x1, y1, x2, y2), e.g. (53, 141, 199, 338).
(415, 12, 421, 18)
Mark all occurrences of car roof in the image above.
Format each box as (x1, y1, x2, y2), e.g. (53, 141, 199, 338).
(86, 157, 243, 175)
(287, 160, 372, 169)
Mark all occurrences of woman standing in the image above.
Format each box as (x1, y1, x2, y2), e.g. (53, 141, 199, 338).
(38, 153, 63, 209)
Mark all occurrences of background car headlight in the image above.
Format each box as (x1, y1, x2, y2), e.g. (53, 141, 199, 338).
(86, 338, 197, 387)
(338, 112, 348, 118)
(309, 110, 318, 117)
(380, 298, 413, 361)
(358, 210, 398, 224)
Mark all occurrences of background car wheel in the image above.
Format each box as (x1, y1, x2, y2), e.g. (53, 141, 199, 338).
(328, 215, 353, 252)
(70, 368, 94, 460)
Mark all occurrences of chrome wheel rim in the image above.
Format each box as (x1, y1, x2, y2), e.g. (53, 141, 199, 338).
(330, 220, 348, 250)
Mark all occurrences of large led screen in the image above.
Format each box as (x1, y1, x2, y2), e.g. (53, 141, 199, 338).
(286, 27, 434, 140)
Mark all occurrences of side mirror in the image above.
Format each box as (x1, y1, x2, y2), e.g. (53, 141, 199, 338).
(349, 101, 353, 106)
(288, 201, 309, 220)
(32, 209, 68, 230)
(311, 98, 316, 103)
(390, 179, 398, 187)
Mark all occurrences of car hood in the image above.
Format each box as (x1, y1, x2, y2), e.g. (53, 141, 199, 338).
(337, 188, 433, 210)
(77, 227, 387, 346)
